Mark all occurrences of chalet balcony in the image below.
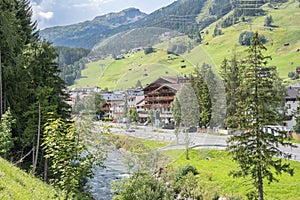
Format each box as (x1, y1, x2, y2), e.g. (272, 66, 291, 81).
(144, 103, 171, 108)
(144, 96, 174, 101)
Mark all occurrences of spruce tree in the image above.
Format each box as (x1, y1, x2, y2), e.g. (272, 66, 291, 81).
(190, 67, 212, 127)
(220, 53, 241, 129)
(227, 32, 294, 200)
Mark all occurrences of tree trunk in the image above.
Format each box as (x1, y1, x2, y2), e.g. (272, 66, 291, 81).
(44, 157, 48, 182)
(33, 102, 41, 175)
(258, 170, 264, 200)
(185, 128, 189, 160)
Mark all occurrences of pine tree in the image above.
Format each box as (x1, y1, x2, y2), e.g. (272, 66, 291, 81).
(0, 0, 21, 118)
(220, 53, 241, 129)
(264, 15, 273, 27)
(227, 32, 294, 200)
(171, 96, 181, 144)
(190, 67, 212, 128)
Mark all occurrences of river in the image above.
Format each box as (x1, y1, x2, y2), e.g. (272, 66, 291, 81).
(88, 150, 129, 200)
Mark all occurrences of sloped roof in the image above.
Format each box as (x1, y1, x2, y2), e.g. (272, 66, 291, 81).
(286, 86, 299, 100)
(156, 76, 179, 84)
(144, 76, 189, 92)
(135, 95, 145, 104)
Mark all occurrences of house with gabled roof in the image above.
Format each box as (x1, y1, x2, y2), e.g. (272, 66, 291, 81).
(141, 76, 189, 124)
(284, 83, 300, 131)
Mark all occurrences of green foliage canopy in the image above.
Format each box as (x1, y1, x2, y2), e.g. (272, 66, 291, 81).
(42, 118, 100, 199)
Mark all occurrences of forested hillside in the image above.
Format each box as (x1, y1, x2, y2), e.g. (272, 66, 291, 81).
(90, 27, 183, 57)
(56, 46, 90, 86)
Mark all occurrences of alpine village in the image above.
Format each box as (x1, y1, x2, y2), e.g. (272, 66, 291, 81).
(1, 0, 300, 199)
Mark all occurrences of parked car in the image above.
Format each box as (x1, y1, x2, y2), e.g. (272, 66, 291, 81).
(185, 126, 197, 133)
(162, 123, 175, 129)
(126, 128, 135, 132)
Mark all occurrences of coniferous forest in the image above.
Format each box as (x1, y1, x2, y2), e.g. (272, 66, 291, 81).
(0, 0, 71, 181)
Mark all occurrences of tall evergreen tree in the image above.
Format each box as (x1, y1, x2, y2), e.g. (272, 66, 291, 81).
(190, 67, 212, 127)
(227, 32, 294, 200)
(22, 41, 71, 174)
(220, 53, 241, 129)
(0, 0, 20, 118)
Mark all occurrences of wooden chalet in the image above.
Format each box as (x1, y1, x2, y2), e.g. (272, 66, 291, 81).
(141, 76, 189, 123)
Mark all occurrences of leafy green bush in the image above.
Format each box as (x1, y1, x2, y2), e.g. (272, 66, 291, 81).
(144, 46, 155, 55)
(112, 172, 172, 200)
(239, 31, 267, 46)
(175, 164, 199, 181)
(109, 135, 148, 153)
(167, 42, 187, 55)
(288, 71, 299, 80)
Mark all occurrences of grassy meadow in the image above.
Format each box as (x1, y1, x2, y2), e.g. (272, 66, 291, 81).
(73, 50, 193, 90)
(165, 149, 300, 200)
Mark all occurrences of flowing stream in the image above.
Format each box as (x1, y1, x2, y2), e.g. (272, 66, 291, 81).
(88, 150, 129, 200)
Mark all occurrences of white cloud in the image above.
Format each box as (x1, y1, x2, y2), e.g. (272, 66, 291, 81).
(38, 11, 54, 19)
(30, 0, 55, 28)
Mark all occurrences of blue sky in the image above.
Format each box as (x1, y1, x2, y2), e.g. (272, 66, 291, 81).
(30, 0, 175, 29)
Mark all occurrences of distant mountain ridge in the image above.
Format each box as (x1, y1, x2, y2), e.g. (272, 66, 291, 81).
(40, 8, 147, 48)
(40, 0, 234, 49)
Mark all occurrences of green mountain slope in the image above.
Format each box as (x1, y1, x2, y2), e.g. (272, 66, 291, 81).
(0, 157, 58, 200)
(185, 0, 300, 83)
(73, 0, 300, 89)
(72, 49, 193, 90)
(40, 8, 147, 48)
(90, 27, 183, 57)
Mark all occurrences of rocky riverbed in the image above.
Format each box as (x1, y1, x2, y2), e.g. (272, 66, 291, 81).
(88, 150, 129, 200)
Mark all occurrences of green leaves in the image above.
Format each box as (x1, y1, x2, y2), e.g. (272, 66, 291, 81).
(112, 172, 171, 200)
(42, 118, 98, 199)
(0, 108, 15, 158)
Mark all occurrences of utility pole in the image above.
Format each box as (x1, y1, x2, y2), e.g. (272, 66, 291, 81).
(290, 62, 294, 73)
(100, 64, 105, 77)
